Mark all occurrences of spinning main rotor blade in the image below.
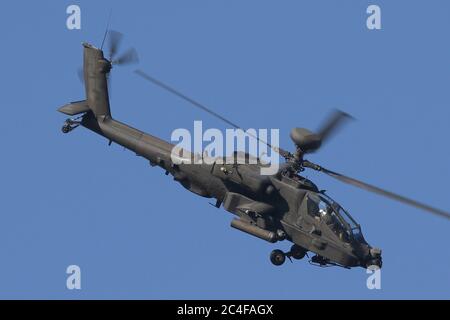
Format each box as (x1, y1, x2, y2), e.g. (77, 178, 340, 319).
(134, 69, 449, 220)
(303, 160, 450, 220)
(317, 110, 353, 144)
(134, 69, 292, 158)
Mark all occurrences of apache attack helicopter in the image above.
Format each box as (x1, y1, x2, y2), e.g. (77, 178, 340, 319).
(58, 32, 450, 269)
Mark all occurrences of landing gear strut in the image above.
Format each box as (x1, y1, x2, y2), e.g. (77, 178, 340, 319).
(61, 118, 81, 134)
(269, 245, 307, 266)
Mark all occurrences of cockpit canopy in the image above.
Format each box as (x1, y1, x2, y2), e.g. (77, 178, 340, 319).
(306, 192, 362, 241)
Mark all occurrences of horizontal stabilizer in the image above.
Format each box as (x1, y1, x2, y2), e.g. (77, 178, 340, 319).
(58, 100, 90, 116)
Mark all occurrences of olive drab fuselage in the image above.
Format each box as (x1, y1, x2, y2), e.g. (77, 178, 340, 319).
(59, 42, 382, 269)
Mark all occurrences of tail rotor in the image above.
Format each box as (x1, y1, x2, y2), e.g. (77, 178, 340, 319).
(106, 30, 140, 67)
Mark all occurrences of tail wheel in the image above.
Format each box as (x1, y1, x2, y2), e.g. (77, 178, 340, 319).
(290, 244, 307, 260)
(62, 125, 71, 134)
(270, 249, 286, 266)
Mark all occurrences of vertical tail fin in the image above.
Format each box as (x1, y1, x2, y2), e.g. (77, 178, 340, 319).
(58, 43, 112, 118)
(82, 43, 112, 118)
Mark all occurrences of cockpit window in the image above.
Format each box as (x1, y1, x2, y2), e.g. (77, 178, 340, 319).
(320, 193, 360, 230)
(307, 193, 361, 241)
(307, 194, 331, 219)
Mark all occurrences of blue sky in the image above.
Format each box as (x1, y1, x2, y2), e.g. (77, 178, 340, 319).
(1, 0, 450, 299)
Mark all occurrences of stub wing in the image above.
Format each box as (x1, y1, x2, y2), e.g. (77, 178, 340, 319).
(58, 100, 90, 116)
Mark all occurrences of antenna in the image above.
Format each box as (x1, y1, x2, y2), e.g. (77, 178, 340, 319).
(100, 9, 113, 50)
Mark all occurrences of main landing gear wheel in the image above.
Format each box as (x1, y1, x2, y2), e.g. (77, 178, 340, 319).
(289, 244, 307, 260)
(270, 249, 286, 266)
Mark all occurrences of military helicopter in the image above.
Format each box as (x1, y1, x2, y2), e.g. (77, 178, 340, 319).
(58, 32, 450, 269)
